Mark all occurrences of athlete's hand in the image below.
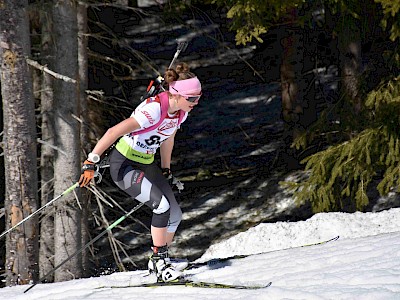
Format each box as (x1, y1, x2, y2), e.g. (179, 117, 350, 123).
(162, 168, 172, 181)
(162, 168, 184, 192)
(79, 160, 96, 187)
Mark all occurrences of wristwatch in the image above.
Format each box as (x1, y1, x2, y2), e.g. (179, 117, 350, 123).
(88, 152, 100, 163)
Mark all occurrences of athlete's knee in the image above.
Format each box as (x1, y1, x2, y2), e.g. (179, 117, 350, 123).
(151, 196, 170, 228)
(152, 195, 170, 214)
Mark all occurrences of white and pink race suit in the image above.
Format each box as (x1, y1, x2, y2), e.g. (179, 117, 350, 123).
(109, 94, 187, 232)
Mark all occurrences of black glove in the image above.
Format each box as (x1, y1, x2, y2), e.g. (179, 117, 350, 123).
(162, 168, 172, 181)
(162, 168, 184, 192)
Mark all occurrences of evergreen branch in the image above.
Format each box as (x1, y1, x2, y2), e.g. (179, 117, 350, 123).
(284, 123, 400, 212)
(284, 78, 400, 211)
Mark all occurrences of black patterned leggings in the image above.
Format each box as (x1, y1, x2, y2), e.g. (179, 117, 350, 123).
(109, 149, 182, 232)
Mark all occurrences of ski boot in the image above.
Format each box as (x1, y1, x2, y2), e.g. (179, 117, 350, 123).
(148, 245, 182, 282)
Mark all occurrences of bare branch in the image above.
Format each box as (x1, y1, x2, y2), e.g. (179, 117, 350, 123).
(78, 0, 146, 15)
(94, 195, 126, 271)
(26, 58, 77, 84)
(89, 185, 149, 231)
(36, 138, 67, 156)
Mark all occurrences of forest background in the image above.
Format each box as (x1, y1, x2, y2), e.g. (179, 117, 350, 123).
(0, 0, 399, 288)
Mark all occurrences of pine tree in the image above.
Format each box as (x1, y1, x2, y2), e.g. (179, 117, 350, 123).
(284, 78, 400, 212)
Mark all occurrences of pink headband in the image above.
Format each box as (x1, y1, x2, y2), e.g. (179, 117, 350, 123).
(169, 76, 202, 95)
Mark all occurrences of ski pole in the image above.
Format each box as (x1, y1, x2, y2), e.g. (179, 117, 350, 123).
(24, 202, 145, 293)
(0, 182, 79, 240)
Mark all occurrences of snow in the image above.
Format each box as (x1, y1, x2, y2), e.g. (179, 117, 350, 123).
(1, 208, 400, 299)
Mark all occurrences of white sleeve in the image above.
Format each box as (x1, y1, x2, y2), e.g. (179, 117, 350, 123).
(131, 101, 162, 129)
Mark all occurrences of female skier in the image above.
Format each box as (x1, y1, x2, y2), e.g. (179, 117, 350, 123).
(79, 64, 202, 282)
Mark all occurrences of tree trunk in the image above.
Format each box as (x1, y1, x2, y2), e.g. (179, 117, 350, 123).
(77, 2, 90, 278)
(0, 0, 39, 285)
(38, 9, 56, 280)
(280, 29, 303, 143)
(52, 0, 82, 282)
(338, 19, 363, 114)
(280, 32, 317, 142)
(280, 18, 317, 147)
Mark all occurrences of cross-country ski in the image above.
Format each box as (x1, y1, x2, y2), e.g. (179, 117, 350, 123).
(97, 278, 272, 290)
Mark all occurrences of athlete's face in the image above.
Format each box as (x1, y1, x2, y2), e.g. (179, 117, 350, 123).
(178, 94, 201, 112)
